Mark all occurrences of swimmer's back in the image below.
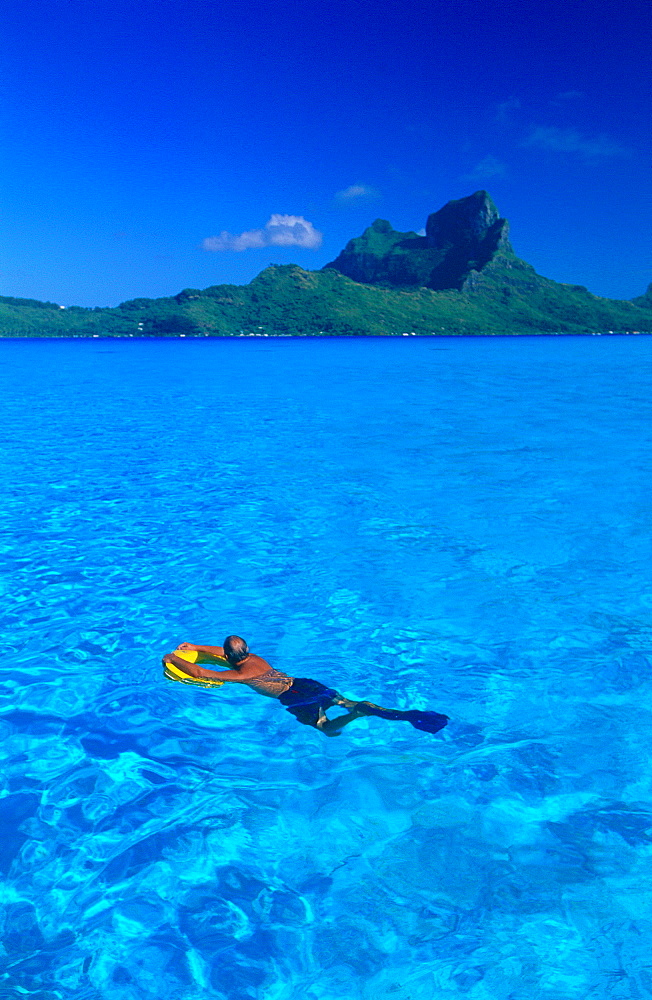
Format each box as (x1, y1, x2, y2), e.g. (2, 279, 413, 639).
(241, 662, 294, 698)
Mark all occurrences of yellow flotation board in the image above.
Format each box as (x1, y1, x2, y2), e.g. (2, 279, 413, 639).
(163, 648, 226, 689)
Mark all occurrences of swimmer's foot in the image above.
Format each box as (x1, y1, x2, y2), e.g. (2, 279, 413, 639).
(316, 713, 343, 737)
(316, 702, 380, 736)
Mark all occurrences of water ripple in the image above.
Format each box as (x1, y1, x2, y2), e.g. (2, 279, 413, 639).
(1, 336, 651, 998)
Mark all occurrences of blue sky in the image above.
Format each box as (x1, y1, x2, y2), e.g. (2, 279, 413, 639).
(1, 0, 650, 306)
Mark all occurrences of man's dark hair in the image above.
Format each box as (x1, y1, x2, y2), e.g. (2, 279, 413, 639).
(223, 635, 249, 666)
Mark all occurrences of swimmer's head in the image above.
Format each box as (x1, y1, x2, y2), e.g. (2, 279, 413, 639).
(223, 635, 249, 666)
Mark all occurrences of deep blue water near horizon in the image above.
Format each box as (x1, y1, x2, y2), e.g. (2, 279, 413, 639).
(1, 334, 652, 1000)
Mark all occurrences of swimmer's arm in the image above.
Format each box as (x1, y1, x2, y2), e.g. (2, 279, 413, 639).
(177, 642, 226, 662)
(162, 653, 242, 682)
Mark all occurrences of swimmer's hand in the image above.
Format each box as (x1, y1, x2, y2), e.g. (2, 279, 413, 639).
(162, 652, 189, 667)
(176, 642, 196, 651)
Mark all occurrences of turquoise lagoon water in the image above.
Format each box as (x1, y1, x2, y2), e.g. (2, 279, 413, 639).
(1, 335, 652, 1000)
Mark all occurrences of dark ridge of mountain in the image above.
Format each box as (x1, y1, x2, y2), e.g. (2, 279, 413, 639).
(1, 191, 651, 337)
(632, 283, 652, 310)
(324, 191, 513, 291)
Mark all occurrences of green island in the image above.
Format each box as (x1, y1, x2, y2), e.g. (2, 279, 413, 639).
(2, 191, 650, 337)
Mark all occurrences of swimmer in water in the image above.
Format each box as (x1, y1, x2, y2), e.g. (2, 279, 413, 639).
(162, 635, 448, 737)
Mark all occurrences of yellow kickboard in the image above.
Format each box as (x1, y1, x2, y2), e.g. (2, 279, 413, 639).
(163, 648, 226, 688)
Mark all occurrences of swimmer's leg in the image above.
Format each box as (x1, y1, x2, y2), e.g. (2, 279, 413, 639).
(315, 695, 373, 736)
(336, 697, 450, 734)
(316, 707, 366, 736)
(334, 696, 387, 714)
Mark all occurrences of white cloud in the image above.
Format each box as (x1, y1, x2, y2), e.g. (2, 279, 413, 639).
(334, 183, 379, 203)
(202, 214, 323, 252)
(462, 154, 507, 182)
(524, 126, 631, 158)
(492, 97, 521, 123)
